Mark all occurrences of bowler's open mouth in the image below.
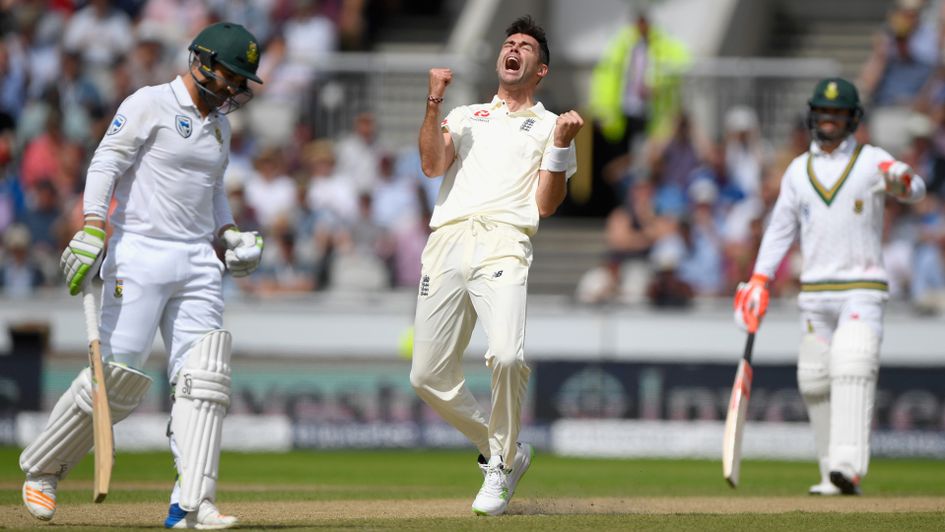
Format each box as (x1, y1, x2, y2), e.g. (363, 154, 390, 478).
(504, 56, 521, 71)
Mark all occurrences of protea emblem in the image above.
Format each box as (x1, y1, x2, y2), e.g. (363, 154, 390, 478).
(825, 82, 839, 100)
(246, 42, 258, 64)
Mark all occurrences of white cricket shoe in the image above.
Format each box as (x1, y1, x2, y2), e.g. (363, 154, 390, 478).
(472, 442, 533, 516)
(809, 481, 841, 495)
(22, 474, 58, 521)
(164, 499, 238, 529)
(472, 455, 510, 516)
(507, 442, 533, 499)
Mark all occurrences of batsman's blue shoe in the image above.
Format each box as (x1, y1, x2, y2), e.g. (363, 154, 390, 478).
(164, 500, 238, 529)
(164, 503, 187, 528)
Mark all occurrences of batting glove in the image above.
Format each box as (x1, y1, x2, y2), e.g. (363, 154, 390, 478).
(60, 225, 106, 296)
(222, 228, 263, 277)
(879, 160, 913, 200)
(733, 273, 770, 333)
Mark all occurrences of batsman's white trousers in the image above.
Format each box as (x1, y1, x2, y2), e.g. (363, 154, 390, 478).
(98, 231, 224, 381)
(797, 289, 886, 478)
(410, 218, 532, 466)
(797, 290, 886, 342)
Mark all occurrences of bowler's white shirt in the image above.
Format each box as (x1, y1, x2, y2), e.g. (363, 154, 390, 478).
(84, 76, 234, 241)
(754, 137, 925, 292)
(432, 96, 577, 235)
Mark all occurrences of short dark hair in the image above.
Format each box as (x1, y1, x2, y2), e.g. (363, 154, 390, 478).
(505, 15, 549, 66)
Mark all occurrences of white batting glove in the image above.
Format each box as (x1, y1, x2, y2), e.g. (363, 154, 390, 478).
(879, 160, 913, 200)
(60, 225, 106, 296)
(222, 228, 263, 277)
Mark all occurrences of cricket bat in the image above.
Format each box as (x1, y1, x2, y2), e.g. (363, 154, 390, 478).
(722, 332, 755, 488)
(83, 289, 113, 503)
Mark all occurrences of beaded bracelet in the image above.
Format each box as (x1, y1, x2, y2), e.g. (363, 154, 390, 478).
(427, 95, 444, 104)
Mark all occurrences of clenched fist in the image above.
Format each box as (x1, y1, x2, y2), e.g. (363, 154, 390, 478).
(428, 68, 452, 101)
(878, 160, 913, 199)
(553, 110, 584, 148)
(222, 228, 263, 277)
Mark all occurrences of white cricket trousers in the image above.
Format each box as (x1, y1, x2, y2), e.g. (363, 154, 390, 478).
(410, 218, 533, 465)
(98, 231, 224, 381)
(797, 290, 886, 478)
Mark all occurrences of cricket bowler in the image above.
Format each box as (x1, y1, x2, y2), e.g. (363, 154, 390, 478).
(409, 15, 583, 516)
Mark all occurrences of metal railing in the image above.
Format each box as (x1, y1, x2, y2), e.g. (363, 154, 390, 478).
(681, 57, 842, 143)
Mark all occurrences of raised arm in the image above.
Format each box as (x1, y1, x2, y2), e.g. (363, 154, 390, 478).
(419, 68, 456, 177)
(536, 110, 583, 217)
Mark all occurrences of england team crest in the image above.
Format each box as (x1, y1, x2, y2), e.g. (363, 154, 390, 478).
(175, 115, 193, 138)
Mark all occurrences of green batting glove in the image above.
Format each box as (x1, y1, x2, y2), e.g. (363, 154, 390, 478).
(60, 225, 106, 295)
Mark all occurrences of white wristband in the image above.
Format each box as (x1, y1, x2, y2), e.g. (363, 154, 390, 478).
(543, 146, 570, 173)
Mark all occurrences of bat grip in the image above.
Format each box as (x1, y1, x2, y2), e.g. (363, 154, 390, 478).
(743, 333, 755, 363)
(82, 289, 100, 343)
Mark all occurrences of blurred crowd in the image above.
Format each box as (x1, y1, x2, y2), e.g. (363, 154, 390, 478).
(1, 0, 944, 315)
(579, 0, 945, 314)
(0, 0, 440, 299)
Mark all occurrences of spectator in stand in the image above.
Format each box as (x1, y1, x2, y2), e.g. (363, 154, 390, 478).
(62, 0, 135, 101)
(0, 224, 45, 297)
(860, 0, 938, 107)
(140, 0, 212, 52)
(19, 179, 61, 252)
(244, 146, 298, 230)
(253, 214, 316, 295)
(304, 139, 358, 229)
(646, 238, 693, 308)
(14, 5, 68, 102)
(126, 22, 175, 93)
(910, 195, 945, 313)
(371, 152, 429, 287)
(0, 112, 18, 233)
(0, 39, 27, 120)
(331, 192, 392, 291)
(859, 0, 939, 154)
(899, 112, 935, 181)
(589, 10, 690, 161)
(19, 107, 83, 196)
(678, 179, 724, 296)
(372, 152, 422, 231)
(336, 111, 381, 194)
(723, 105, 769, 199)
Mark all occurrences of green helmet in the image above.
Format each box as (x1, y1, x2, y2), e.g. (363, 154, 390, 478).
(188, 22, 262, 84)
(807, 78, 862, 141)
(808, 78, 860, 109)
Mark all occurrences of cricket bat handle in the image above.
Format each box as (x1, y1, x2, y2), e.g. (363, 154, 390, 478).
(83, 290, 100, 343)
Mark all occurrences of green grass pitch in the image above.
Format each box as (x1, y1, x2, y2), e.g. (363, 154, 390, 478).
(2, 447, 943, 530)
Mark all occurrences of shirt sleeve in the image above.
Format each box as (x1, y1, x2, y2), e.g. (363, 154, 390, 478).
(441, 106, 466, 152)
(753, 168, 800, 279)
(212, 159, 235, 233)
(83, 90, 154, 219)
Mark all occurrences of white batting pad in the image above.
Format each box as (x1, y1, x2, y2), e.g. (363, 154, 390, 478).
(796, 334, 831, 460)
(829, 321, 880, 477)
(19, 363, 152, 477)
(170, 330, 232, 512)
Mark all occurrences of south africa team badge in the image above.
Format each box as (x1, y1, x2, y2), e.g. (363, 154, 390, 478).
(114, 279, 123, 299)
(176, 115, 193, 138)
(853, 199, 863, 214)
